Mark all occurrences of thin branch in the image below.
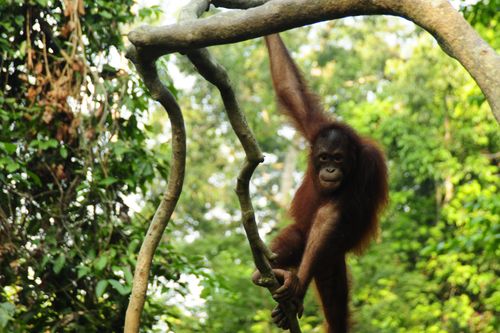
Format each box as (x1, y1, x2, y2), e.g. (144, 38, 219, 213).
(181, 1, 302, 331)
(188, 50, 302, 332)
(123, 51, 187, 332)
(127, 0, 500, 122)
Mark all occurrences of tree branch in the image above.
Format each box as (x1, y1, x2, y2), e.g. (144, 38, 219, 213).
(180, 1, 302, 331)
(128, 0, 500, 122)
(188, 49, 303, 332)
(123, 49, 186, 333)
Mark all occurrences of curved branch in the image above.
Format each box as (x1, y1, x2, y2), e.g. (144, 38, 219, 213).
(180, 1, 302, 331)
(128, 0, 500, 122)
(123, 52, 186, 333)
(187, 49, 301, 332)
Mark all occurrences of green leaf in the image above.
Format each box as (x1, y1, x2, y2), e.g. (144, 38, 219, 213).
(108, 279, 130, 295)
(41, 256, 49, 269)
(27, 170, 42, 186)
(60, 146, 68, 158)
(28, 140, 40, 148)
(5, 159, 20, 173)
(77, 266, 91, 279)
(95, 280, 109, 298)
(0, 302, 15, 328)
(53, 254, 66, 274)
(95, 255, 108, 271)
(0, 142, 16, 154)
(18, 40, 26, 57)
(112, 141, 130, 157)
(46, 139, 59, 149)
(124, 266, 133, 285)
(99, 177, 118, 186)
(29, 138, 58, 150)
(100, 11, 112, 19)
(35, 0, 49, 6)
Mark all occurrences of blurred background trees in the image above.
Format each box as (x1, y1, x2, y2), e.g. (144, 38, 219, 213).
(0, 0, 498, 332)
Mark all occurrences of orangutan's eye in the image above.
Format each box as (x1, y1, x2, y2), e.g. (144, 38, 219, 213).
(333, 154, 343, 163)
(319, 154, 329, 162)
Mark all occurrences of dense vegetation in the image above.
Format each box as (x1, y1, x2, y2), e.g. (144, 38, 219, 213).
(0, 1, 498, 332)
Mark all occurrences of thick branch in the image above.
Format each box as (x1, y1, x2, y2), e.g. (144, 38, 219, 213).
(181, 1, 301, 331)
(128, 0, 500, 122)
(123, 53, 186, 333)
(129, 0, 383, 54)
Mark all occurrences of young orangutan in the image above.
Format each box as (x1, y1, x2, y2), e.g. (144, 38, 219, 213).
(253, 34, 388, 333)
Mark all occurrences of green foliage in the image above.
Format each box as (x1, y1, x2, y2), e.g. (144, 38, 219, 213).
(0, 1, 195, 332)
(1, 2, 498, 333)
(460, 0, 500, 49)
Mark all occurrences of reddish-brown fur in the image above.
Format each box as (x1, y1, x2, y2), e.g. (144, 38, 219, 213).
(259, 34, 389, 333)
